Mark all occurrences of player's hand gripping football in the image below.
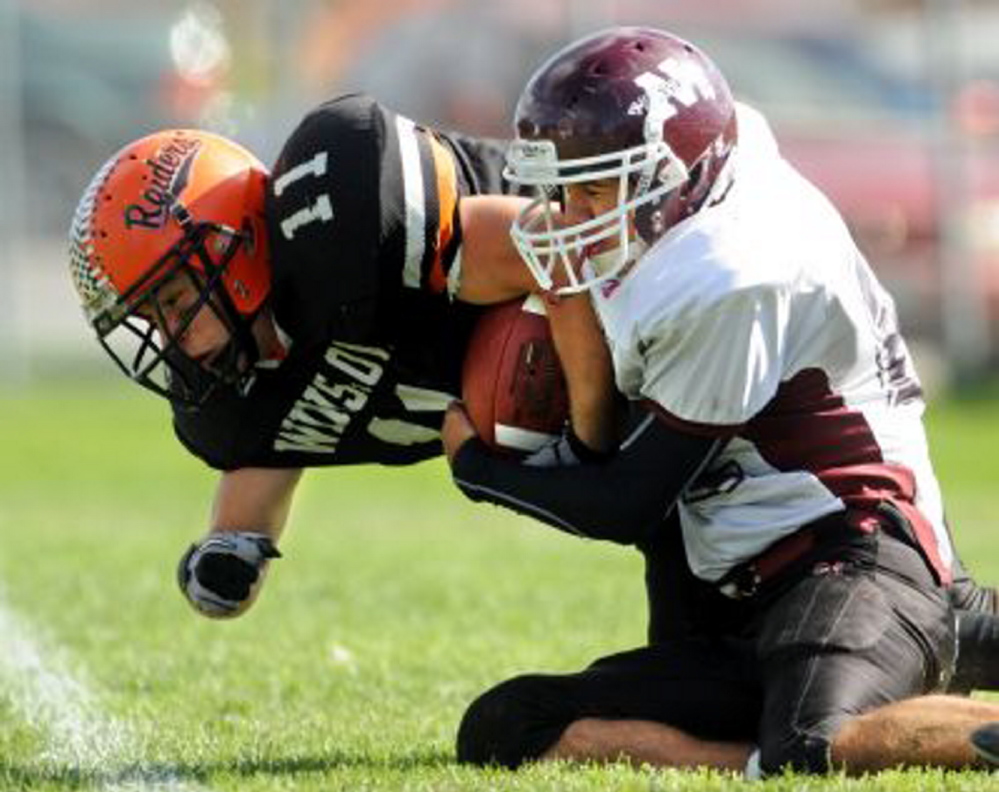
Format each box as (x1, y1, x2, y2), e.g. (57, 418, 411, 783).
(177, 531, 281, 618)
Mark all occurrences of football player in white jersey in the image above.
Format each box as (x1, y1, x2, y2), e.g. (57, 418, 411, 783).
(443, 26, 999, 776)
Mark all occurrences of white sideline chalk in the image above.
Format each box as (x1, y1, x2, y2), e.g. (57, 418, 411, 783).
(0, 598, 211, 791)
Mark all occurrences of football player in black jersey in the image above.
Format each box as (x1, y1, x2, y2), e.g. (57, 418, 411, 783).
(69, 92, 614, 618)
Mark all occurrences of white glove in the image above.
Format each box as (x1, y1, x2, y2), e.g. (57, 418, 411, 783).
(176, 531, 280, 618)
(522, 422, 614, 468)
(523, 431, 583, 468)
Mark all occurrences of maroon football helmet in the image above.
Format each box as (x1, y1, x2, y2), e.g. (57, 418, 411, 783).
(504, 26, 738, 293)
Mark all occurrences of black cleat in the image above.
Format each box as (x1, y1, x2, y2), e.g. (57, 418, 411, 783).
(951, 612, 999, 694)
(951, 581, 999, 615)
(970, 722, 999, 766)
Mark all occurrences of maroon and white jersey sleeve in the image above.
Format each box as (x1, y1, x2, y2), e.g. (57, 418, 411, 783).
(593, 103, 952, 583)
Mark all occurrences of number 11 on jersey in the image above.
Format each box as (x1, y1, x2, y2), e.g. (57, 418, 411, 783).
(273, 151, 334, 240)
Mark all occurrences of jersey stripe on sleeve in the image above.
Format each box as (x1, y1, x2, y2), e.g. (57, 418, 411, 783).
(395, 114, 426, 290)
(426, 134, 459, 294)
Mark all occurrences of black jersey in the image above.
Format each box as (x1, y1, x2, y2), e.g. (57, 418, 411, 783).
(172, 94, 517, 470)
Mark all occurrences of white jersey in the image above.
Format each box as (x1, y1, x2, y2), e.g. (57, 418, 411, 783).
(591, 103, 952, 583)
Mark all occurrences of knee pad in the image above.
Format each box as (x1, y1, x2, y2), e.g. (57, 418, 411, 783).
(456, 674, 574, 768)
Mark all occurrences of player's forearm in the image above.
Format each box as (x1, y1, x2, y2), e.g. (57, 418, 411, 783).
(450, 414, 720, 545)
(178, 467, 303, 618)
(455, 195, 538, 303)
(544, 294, 618, 453)
(452, 438, 657, 543)
(209, 467, 303, 540)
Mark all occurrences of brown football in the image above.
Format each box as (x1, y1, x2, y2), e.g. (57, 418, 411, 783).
(462, 295, 569, 455)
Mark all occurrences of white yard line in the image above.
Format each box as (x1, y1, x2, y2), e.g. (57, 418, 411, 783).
(0, 599, 211, 791)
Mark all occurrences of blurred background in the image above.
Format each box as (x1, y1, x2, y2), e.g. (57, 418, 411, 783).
(3, 0, 999, 392)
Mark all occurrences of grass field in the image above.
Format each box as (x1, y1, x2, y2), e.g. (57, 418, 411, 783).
(0, 377, 997, 791)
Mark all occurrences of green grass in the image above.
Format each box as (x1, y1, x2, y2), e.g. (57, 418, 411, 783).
(0, 378, 997, 790)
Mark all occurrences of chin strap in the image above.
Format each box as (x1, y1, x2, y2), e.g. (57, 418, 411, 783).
(584, 240, 648, 289)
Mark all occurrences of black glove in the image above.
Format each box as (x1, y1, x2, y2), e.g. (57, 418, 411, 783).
(177, 532, 281, 618)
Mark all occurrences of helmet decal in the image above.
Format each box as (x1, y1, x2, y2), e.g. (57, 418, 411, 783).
(69, 154, 119, 320)
(631, 57, 718, 127)
(123, 136, 201, 230)
(633, 57, 719, 193)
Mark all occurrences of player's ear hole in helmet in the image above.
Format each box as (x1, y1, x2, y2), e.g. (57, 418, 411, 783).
(68, 129, 271, 408)
(504, 26, 738, 295)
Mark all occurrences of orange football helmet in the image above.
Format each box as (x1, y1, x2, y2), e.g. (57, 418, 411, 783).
(69, 129, 271, 407)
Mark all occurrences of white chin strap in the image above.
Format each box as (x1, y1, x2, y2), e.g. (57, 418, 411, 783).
(584, 239, 648, 283)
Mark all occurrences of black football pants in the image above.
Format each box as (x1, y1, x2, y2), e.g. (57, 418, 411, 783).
(456, 528, 954, 775)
